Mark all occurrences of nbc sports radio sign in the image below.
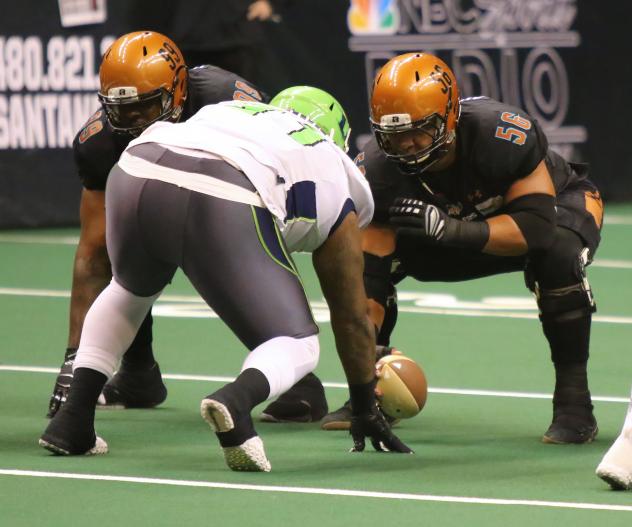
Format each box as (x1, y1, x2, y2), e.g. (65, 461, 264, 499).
(347, 0, 583, 159)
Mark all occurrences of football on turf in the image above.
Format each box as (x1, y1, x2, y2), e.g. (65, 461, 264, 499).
(376, 354, 427, 419)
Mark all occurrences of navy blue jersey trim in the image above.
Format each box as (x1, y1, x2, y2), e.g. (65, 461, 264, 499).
(252, 206, 295, 274)
(285, 181, 317, 223)
(329, 198, 356, 236)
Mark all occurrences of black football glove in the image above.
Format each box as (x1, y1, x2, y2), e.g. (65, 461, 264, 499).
(390, 198, 449, 243)
(389, 198, 489, 250)
(47, 348, 77, 418)
(350, 403, 413, 453)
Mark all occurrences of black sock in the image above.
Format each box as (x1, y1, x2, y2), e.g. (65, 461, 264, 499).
(223, 368, 271, 416)
(63, 368, 108, 418)
(543, 314, 591, 364)
(552, 361, 592, 411)
(121, 313, 156, 370)
(42, 368, 108, 452)
(212, 369, 270, 448)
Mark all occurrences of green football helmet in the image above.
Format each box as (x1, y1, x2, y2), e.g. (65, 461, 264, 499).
(270, 86, 351, 152)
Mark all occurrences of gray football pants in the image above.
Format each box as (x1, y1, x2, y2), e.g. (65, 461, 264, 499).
(105, 144, 318, 351)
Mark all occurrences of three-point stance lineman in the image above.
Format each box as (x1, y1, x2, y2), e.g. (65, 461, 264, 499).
(40, 87, 411, 471)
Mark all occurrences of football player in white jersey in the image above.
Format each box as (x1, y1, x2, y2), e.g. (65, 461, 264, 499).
(40, 86, 412, 472)
(596, 385, 632, 489)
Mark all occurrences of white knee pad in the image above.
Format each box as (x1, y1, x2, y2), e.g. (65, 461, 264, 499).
(241, 334, 320, 399)
(74, 278, 161, 378)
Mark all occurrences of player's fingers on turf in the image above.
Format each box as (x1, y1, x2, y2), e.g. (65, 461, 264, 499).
(370, 436, 388, 452)
(383, 433, 414, 454)
(350, 433, 366, 452)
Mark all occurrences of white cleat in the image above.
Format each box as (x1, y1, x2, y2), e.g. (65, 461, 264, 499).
(221, 436, 271, 473)
(39, 435, 108, 456)
(596, 431, 632, 490)
(200, 398, 271, 472)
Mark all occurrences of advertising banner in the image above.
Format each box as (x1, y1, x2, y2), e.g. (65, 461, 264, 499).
(0, 1, 629, 228)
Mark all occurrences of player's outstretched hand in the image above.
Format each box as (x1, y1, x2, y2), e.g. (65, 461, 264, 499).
(350, 404, 413, 453)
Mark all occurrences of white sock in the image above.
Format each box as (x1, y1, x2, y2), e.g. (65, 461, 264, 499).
(241, 334, 319, 400)
(73, 279, 161, 378)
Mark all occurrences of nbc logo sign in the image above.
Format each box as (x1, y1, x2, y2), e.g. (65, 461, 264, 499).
(347, 0, 399, 35)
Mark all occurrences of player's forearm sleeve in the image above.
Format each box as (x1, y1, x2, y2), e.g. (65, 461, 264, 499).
(503, 193, 556, 251)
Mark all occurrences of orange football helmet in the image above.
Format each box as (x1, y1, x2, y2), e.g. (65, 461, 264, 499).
(98, 31, 188, 135)
(370, 53, 460, 173)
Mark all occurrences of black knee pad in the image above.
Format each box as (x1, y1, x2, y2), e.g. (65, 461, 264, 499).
(527, 260, 596, 324)
(524, 229, 596, 323)
(524, 229, 596, 364)
(529, 273, 594, 364)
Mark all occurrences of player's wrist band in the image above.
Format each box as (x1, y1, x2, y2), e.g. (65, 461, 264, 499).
(443, 217, 490, 251)
(348, 380, 377, 415)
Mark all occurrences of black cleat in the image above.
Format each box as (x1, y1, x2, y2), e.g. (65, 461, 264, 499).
(542, 404, 598, 444)
(201, 388, 270, 472)
(321, 399, 400, 431)
(321, 399, 353, 430)
(596, 431, 632, 490)
(39, 408, 108, 456)
(99, 362, 167, 409)
(260, 373, 328, 423)
(543, 362, 598, 444)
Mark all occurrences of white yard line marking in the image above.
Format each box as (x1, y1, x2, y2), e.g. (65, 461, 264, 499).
(0, 287, 69, 298)
(397, 305, 632, 324)
(604, 214, 632, 225)
(1, 287, 632, 324)
(0, 216, 628, 246)
(592, 259, 632, 269)
(0, 469, 630, 512)
(0, 365, 627, 403)
(0, 234, 79, 244)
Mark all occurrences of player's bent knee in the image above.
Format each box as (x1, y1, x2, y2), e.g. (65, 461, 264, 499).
(241, 334, 320, 399)
(525, 230, 596, 323)
(537, 282, 595, 324)
(74, 279, 161, 377)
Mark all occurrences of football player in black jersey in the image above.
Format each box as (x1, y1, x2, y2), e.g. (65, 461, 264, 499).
(47, 30, 327, 423)
(321, 53, 603, 445)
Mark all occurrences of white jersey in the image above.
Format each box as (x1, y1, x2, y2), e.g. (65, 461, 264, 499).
(121, 101, 374, 253)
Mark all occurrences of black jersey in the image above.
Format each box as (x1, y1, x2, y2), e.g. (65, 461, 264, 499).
(359, 97, 595, 225)
(73, 65, 268, 191)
